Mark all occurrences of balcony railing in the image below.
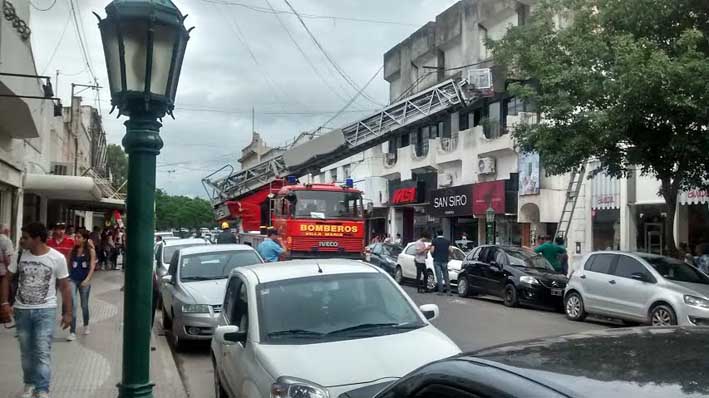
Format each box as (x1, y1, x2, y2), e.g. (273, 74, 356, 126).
(384, 152, 398, 168)
(439, 133, 459, 152)
(411, 140, 429, 160)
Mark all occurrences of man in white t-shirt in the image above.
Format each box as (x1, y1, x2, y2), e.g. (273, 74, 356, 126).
(0, 222, 72, 398)
(0, 223, 13, 281)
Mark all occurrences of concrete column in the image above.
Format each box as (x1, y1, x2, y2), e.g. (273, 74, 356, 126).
(442, 218, 452, 240)
(675, 204, 688, 246)
(477, 219, 485, 245)
(39, 195, 48, 225)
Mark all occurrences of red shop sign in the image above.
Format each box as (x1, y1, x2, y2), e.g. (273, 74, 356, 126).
(473, 180, 505, 215)
(392, 187, 418, 204)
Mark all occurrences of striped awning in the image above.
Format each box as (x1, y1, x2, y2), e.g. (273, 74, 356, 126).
(590, 166, 620, 210)
(679, 189, 708, 205)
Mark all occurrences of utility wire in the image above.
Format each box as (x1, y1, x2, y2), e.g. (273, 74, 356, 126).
(40, 14, 72, 75)
(216, 3, 307, 112)
(30, 0, 58, 11)
(317, 65, 383, 132)
(261, 0, 352, 105)
(282, 0, 384, 107)
(198, 0, 417, 26)
(67, 0, 98, 85)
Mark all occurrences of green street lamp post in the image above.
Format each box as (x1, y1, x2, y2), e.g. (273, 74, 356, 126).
(485, 205, 495, 245)
(95, 1, 190, 397)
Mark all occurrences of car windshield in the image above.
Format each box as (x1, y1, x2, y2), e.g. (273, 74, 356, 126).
(644, 256, 709, 285)
(163, 243, 205, 263)
(180, 251, 262, 281)
(382, 244, 402, 257)
(291, 190, 364, 219)
(258, 273, 424, 344)
(505, 247, 556, 271)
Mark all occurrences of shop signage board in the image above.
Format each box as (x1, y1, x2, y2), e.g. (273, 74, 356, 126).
(388, 180, 426, 205)
(429, 184, 475, 217)
(518, 152, 540, 195)
(473, 180, 505, 215)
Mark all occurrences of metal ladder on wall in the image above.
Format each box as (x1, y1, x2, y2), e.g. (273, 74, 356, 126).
(555, 162, 587, 242)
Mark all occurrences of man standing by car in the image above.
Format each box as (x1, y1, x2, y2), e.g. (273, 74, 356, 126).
(216, 222, 237, 244)
(430, 230, 452, 296)
(257, 229, 287, 262)
(414, 232, 430, 293)
(534, 236, 566, 273)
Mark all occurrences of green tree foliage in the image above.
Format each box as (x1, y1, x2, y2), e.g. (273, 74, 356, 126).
(106, 144, 128, 192)
(491, 0, 709, 254)
(155, 189, 215, 231)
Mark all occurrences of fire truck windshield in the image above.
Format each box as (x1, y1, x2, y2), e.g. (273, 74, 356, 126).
(290, 190, 363, 219)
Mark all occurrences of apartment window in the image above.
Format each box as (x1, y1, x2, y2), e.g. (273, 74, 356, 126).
(473, 108, 483, 127)
(479, 24, 489, 60)
(52, 163, 69, 176)
(459, 111, 470, 131)
(517, 4, 530, 25)
(399, 132, 410, 148)
(330, 169, 338, 183)
(483, 101, 507, 139)
(343, 165, 351, 179)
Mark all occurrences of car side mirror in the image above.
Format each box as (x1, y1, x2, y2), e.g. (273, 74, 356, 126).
(214, 325, 246, 345)
(419, 304, 439, 321)
(161, 275, 172, 284)
(631, 273, 647, 282)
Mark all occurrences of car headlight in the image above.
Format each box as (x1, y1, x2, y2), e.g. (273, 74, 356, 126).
(520, 276, 540, 285)
(271, 376, 329, 398)
(684, 295, 709, 309)
(181, 304, 210, 313)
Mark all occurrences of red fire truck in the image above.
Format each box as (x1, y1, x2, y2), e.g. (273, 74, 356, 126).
(225, 178, 365, 259)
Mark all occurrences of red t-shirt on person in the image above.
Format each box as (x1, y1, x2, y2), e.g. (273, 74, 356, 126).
(47, 236, 75, 259)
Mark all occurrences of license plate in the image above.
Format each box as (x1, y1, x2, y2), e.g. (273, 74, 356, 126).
(551, 288, 563, 296)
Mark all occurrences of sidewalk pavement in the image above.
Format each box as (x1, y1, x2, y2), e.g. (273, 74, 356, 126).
(0, 271, 188, 398)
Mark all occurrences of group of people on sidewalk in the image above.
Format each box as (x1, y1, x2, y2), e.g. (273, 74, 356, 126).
(0, 221, 104, 398)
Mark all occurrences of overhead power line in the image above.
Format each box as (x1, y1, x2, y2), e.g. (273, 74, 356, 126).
(67, 0, 98, 84)
(318, 65, 383, 132)
(40, 14, 72, 75)
(197, 0, 417, 26)
(261, 0, 353, 106)
(281, 0, 384, 107)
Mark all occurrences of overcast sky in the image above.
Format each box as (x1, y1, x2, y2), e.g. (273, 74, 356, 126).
(29, 0, 458, 197)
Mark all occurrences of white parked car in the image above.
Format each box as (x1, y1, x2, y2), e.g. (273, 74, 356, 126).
(211, 259, 460, 398)
(396, 242, 466, 290)
(154, 238, 211, 279)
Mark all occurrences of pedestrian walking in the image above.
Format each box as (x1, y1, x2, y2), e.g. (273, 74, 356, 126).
(216, 222, 237, 244)
(0, 224, 13, 300)
(66, 230, 96, 341)
(430, 230, 452, 296)
(0, 222, 72, 398)
(534, 236, 566, 273)
(47, 222, 74, 264)
(257, 229, 286, 262)
(414, 232, 431, 293)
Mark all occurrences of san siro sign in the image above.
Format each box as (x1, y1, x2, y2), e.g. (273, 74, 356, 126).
(298, 223, 360, 237)
(429, 184, 475, 217)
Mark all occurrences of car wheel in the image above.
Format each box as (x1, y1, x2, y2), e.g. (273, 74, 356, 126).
(564, 292, 587, 321)
(161, 304, 172, 330)
(394, 266, 403, 284)
(425, 270, 436, 292)
(457, 277, 470, 298)
(171, 314, 184, 351)
(650, 304, 677, 326)
(503, 284, 518, 307)
(213, 359, 229, 398)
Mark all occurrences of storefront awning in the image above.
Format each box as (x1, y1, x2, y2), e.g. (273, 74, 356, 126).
(23, 174, 125, 209)
(590, 165, 620, 210)
(679, 189, 708, 206)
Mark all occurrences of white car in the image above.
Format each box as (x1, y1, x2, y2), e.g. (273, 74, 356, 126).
(396, 242, 466, 291)
(211, 259, 460, 398)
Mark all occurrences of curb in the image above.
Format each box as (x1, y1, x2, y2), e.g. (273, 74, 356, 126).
(152, 328, 190, 398)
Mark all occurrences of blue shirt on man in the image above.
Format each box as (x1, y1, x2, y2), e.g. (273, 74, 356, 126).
(257, 238, 284, 262)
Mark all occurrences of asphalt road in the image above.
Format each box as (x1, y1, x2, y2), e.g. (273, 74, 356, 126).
(163, 285, 615, 398)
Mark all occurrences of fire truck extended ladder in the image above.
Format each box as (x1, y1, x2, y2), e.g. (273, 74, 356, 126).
(203, 78, 471, 206)
(555, 162, 587, 243)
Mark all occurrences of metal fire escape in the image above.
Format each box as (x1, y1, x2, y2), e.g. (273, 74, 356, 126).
(555, 162, 587, 242)
(203, 78, 473, 210)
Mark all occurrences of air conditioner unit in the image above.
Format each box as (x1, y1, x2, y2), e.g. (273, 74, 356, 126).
(478, 157, 496, 175)
(518, 112, 538, 125)
(439, 173, 453, 187)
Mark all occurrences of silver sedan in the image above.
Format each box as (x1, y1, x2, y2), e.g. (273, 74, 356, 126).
(160, 244, 263, 350)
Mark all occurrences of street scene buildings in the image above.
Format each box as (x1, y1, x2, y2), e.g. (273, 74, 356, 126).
(1, 0, 709, 397)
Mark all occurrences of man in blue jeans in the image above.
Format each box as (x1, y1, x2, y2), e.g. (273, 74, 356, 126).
(430, 230, 453, 296)
(0, 222, 72, 398)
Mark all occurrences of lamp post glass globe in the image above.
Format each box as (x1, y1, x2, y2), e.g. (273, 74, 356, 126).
(97, 0, 190, 117)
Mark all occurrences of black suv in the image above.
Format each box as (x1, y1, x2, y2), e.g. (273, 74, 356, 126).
(457, 245, 567, 308)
